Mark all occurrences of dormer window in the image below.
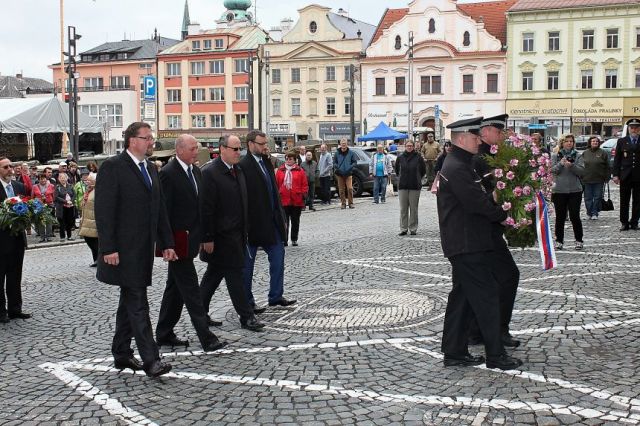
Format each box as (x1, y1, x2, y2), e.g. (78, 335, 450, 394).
(429, 18, 436, 34)
(309, 21, 317, 34)
(215, 39, 224, 49)
(463, 31, 470, 47)
(394, 35, 402, 50)
(203, 40, 212, 50)
(192, 40, 200, 51)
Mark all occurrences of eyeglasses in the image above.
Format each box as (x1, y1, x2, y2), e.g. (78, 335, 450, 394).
(135, 135, 155, 142)
(222, 145, 242, 151)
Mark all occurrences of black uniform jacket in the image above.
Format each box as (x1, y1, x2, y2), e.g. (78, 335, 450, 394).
(437, 145, 508, 258)
(95, 152, 173, 287)
(0, 180, 27, 253)
(199, 158, 249, 269)
(613, 135, 640, 182)
(473, 142, 495, 193)
(159, 158, 202, 259)
(239, 153, 286, 246)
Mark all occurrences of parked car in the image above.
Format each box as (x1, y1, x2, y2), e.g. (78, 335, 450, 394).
(574, 135, 602, 150)
(600, 138, 617, 169)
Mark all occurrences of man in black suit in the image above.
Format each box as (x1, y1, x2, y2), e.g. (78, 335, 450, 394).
(0, 157, 30, 324)
(200, 135, 265, 332)
(155, 134, 228, 351)
(240, 130, 296, 310)
(613, 118, 640, 231)
(94, 122, 176, 377)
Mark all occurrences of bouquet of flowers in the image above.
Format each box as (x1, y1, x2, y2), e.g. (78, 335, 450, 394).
(0, 196, 56, 236)
(483, 134, 553, 248)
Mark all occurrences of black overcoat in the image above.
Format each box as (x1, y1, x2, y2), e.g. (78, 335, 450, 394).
(613, 135, 640, 182)
(0, 180, 27, 253)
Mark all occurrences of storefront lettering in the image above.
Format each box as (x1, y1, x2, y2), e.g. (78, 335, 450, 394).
(367, 113, 387, 118)
(572, 108, 623, 114)
(509, 108, 569, 115)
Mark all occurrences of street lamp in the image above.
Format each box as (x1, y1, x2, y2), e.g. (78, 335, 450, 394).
(65, 25, 82, 160)
(264, 50, 270, 138)
(407, 31, 414, 139)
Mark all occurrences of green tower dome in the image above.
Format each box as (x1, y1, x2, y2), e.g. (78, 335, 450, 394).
(224, 0, 251, 10)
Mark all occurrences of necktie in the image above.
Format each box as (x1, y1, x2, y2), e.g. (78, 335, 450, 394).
(187, 166, 198, 193)
(5, 183, 14, 197)
(230, 166, 236, 178)
(258, 158, 275, 208)
(632, 137, 638, 146)
(138, 161, 152, 189)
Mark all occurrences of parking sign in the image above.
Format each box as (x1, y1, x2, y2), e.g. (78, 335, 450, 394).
(143, 76, 156, 101)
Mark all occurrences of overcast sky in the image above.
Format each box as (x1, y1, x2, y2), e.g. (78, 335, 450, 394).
(1, 0, 481, 81)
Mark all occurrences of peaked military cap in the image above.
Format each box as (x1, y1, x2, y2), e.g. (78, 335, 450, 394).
(446, 117, 483, 135)
(480, 114, 509, 129)
(626, 118, 640, 126)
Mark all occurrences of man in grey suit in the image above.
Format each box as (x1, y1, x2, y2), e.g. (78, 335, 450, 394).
(95, 122, 177, 377)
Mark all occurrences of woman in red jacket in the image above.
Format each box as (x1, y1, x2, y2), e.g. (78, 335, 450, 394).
(275, 152, 308, 246)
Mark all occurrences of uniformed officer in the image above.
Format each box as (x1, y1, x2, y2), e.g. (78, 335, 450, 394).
(437, 117, 523, 370)
(467, 114, 521, 349)
(612, 118, 640, 231)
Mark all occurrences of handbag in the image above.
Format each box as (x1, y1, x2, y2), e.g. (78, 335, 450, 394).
(386, 178, 396, 197)
(600, 183, 614, 211)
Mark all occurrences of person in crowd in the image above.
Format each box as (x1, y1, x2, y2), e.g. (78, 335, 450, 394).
(154, 160, 163, 172)
(240, 130, 297, 311)
(44, 167, 56, 185)
(0, 157, 30, 323)
(29, 165, 39, 185)
(434, 141, 452, 174)
(612, 118, 640, 231)
(333, 138, 357, 209)
(388, 141, 398, 152)
(53, 162, 68, 183)
(78, 173, 98, 267)
(297, 145, 307, 165)
(420, 132, 441, 187)
(74, 171, 90, 212)
(317, 144, 333, 205)
(94, 121, 176, 377)
(369, 143, 393, 204)
(31, 173, 55, 242)
(530, 133, 549, 155)
(395, 140, 426, 235)
(551, 134, 585, 250)
(200, 135, 265, 332)
(65, 152, 74, 164)
(54, 173, 76, 241)
(155, 134, 230, 350)
(14, 163, 33, 198)
(300, 151, 318, 211)
(276, 152, 309, 247)
(582, 136, 610, 220)
(86, 161, 98, 174)
(66, 161, 81, 186)
(437, 118, 522, 371)
(208, 145, 218, 160)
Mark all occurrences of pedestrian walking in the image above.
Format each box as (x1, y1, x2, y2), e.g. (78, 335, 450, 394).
(612, 118, 640, 231)
(333, 138, 357, 209)
(369, 143, 393, 204)
(276, 152, 309, 246)
(395, 140, 426, 235)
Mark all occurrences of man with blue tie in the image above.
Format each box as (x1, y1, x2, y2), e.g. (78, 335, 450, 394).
(95, 122, 177, 377)
(0, 157, 30, 324)
(613, 118, 640, 231)
(240, 130, 297, 311)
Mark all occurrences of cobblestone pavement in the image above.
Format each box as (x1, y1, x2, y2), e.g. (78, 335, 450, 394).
(2, 186, 640, 425)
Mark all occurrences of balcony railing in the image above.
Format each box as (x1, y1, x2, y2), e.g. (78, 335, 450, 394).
(55, 85, 136, 93)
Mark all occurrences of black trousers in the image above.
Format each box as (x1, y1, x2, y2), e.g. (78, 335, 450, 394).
(200, 264, 253, 322)
(552, 192, 583, 243)
(442, 251, 504, 358)
(619, 178, 640, 226)
(112, 286, 159, 365)
(84, 237, 99, 261)
(0, 244, 25, 315)
(156, 259, 214, 346)
(58, 207, 75, 239)
(306, 182, 316, 208)
(319, 176, 331, 202)
(283, 206, 302, 242)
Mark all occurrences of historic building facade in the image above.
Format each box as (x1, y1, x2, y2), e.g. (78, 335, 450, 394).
(361, 0, 514, 139)
(506, 0, 640, 139)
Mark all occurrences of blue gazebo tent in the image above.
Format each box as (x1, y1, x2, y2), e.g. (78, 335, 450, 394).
(358, 121, 408, 141)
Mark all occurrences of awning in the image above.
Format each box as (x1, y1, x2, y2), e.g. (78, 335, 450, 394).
(0, 97, 102, 134)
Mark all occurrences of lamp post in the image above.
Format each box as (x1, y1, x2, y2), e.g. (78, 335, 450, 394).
(247, 52, 255, 131)
(407, 31, 414, 139)
(349, 64, 356, 145)
(65, 25, 81, 160)
(264, 50, 270, 138)
(60, 0, 69, 156)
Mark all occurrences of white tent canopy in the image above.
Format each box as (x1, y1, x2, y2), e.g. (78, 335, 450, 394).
(0, 97, 102, 134)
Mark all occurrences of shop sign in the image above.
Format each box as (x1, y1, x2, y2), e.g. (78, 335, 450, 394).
(572, 98, 623, 117)
(506, 99, 571, 117)
(623, 98, 640, 116)
(573, 117, 622, 123)
(319, 122, 361, 137)
(268, 123, 290, 134)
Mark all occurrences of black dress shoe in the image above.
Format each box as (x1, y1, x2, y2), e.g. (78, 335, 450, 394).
(398, 231, 408, 236)
(486, 354, 523, 370)
(253, 306, 267, 314)
(114, 357, 143, 371)
(207, 317, 223, 327)
(443, 353, 485, 367)
(410, 231, 417, 235)
(268, 298, 297, 307)
(501, 333, 521, 348)
(241, 316, 265, 332)
(202, 339, 228, 352)
(292, 241, 298, 246)
(156, 336, 189, 347)
(144, 360, 172, 377)
(0, 313, 9, 324)
(631, 224, 639, 230)
(8, 312, 31, 319)
(89, 262, 97, 268)
(620, 224, 630, 231)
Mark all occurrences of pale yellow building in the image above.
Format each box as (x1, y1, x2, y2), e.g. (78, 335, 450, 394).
(506, 0, 640, 139)
(259, 5, 376, 145)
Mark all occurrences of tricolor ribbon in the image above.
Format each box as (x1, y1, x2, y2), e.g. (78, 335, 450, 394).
(535, 191, 557, 270)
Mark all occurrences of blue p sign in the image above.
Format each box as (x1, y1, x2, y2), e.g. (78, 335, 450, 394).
(144, 76, 156, 101)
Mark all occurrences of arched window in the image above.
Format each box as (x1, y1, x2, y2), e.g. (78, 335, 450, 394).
(428, 18, 436, 33)
(395, 35, 402, 50)
(463, 31, 471, 46)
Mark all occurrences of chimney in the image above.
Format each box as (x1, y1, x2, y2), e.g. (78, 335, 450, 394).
(188, 22, 201, 35)
(337, 8, 348, 18)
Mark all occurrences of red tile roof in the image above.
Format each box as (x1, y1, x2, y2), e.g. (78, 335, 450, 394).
(509, 0, 638, 12)
(370, 8, 409, 45)
(458, 0, 518, 46)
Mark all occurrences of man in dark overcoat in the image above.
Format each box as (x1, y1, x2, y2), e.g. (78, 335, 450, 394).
(155, 134, 227, 351)
(613, 118, 640, 231)
(94, 122, 176, 377)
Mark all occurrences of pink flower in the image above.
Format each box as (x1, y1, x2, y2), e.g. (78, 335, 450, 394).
(513, 186, 523, 197)
(502, 202, 512, 211)
(496, 181, 506, 190)
(505, 217, 515, 226)
(522, 186, 532, 196)
(490, 145, 499, 154)
(520, 218, 529, 225)
(531, 146, 540, 155)
(509, 159, 519, 167)
(524, 202, 536, 212)
(506, 171, 515, 180)
(529, 159, 538, 167)
(531, 172, 538, 180)
(494, 168, 504, 178)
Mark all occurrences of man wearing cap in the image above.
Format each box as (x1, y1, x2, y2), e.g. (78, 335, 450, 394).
(420, 132, 441, 187)
(612, 118, 640, 231)
(467, 114, 521, 349)
(437, 117, 522, 370)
